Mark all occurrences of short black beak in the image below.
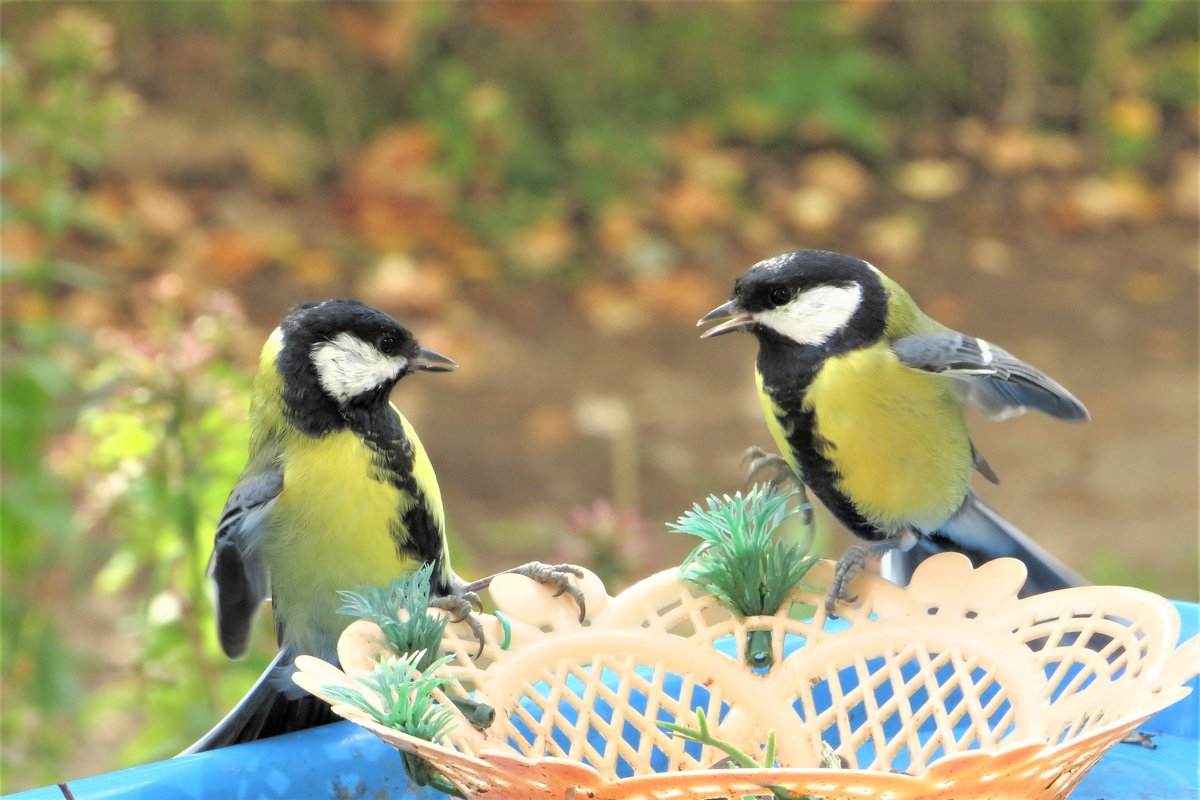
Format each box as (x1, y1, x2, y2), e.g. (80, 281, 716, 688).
(410, 347, 458, 373)
(697, 299, 755, 338)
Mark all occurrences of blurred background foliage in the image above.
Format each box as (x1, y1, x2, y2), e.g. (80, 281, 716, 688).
(0, 1, 1196, 791)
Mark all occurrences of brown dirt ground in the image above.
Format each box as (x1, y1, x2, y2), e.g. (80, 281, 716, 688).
(262, 206, 1200, 600)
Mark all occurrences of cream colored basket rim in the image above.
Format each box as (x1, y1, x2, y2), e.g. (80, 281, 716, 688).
(295, 553, 1200, 800)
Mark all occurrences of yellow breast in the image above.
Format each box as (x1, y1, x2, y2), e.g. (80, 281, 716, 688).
(803, 346, 972, 531)
(267, 429, 421, 656)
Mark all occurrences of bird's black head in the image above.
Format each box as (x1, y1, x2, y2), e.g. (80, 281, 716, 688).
(273, 299, 455, 434)
(698, 250, 889, 355)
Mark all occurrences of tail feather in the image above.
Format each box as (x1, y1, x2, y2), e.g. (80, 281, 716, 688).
(180, 649, 339, 755)
(883, 493, 1087, 596)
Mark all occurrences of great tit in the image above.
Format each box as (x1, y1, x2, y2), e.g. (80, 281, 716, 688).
(184, 299, 466, 752)
(699, 250, 1088, 614)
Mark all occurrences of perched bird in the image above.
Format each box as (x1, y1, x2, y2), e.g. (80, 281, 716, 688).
(185, 299, 580, 753)
(698, 250, 1089, 613)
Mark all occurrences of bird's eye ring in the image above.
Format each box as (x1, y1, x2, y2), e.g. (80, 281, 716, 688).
(768, 287, 791, 307)
(378, 334, 397, 354)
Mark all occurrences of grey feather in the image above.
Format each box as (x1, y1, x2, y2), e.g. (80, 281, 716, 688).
(209, 469, 282, 659)
(893, 332, 1089, 422)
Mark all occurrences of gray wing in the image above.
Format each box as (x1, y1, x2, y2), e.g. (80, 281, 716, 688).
(209, 469, 282, 659)
(893, 332, 1089, 422)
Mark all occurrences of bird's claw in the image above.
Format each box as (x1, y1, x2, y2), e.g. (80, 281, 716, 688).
(509, 561, 587, 622)
(743, 446, 813, 525)
(826, 544, 871, 618)
(742, 446, 799, 493)
(826, 540, 902, 617)
(430, 593, 487, 657)
(433, 591, 481, 622)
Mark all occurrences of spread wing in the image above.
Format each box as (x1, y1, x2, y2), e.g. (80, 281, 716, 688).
(893, 331, 1089, 422)
(209, 469, 282, 658)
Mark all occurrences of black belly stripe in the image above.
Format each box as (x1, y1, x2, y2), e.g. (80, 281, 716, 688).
(346, 402, 450, 593)
(396, 500, 448, 593)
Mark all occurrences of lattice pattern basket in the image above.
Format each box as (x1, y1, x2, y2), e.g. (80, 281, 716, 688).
(294, 553, 1199, 800)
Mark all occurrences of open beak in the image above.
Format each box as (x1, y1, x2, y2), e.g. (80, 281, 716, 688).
(410, 347, 458, 373)
(697, 299, 755, 338)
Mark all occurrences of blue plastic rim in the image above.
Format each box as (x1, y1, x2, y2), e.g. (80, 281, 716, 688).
(6, 601, 1196, 800)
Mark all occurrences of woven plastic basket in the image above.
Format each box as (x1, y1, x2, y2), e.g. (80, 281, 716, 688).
(294, 553, 1199, 800)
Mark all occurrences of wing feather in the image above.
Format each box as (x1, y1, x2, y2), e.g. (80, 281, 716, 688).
(893, 332, 1089, 422)
(209, 469, 282, 658)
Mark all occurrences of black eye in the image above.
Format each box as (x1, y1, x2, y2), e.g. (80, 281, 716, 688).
(768, 287, 791, 307)
(378, 334, 398, 354)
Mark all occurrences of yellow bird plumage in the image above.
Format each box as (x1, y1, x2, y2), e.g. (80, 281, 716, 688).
(185, 300, 459, 752)
(265, 427, 430, 654)
(758, 350, 973, 532)
(186, 299, 584, 753)
(701, 250, 1089, 613)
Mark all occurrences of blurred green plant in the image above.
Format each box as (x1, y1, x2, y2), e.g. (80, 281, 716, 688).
(999, 0, 1197, 169)
(0, 11, 258, 788)
(2, 300, 258, 787)
(0, 10, 136, 787)
(0, 9, 137, 292)
(5, 1, 1188, 289)
(66, 306, 259, 769)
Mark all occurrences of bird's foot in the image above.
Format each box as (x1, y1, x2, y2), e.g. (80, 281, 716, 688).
(827, 541, 899, 618)
(429, 591, 485, 656)
(742, 446, 799, 494)
(462, 562, 587, 623)
(742, 448, 813, 524)
(509, 562, 588, 622)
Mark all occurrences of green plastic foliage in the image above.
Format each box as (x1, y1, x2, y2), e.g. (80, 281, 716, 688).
(671, 486, 818, 619)
(337, 562, 449, 671)
(321, 650, 457, 743)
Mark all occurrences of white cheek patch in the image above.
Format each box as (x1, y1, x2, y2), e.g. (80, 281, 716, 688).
(756, 283, 863, 346)
(310, 332, 407, 403)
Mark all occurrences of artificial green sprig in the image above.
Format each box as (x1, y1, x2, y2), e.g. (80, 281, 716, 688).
(335, 562, 491, 791)
(322, 649, 463, 795)
(660, 708, 844, 799)
(337, 563, 495, 730)
(671, 486, 819, 617)
(322, 649, 456, 739)
(337, 561, 448, 671)
(670, 486, 819, 668)
(658, 708, 808, 800)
